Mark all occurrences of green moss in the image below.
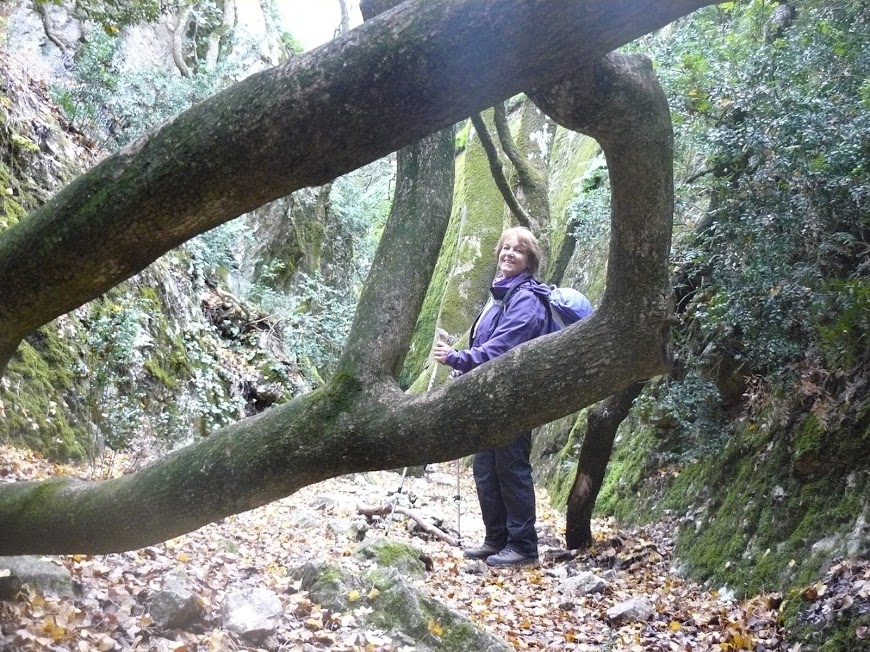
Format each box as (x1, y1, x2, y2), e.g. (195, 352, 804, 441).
(10, 133, 39, 153)
(144, 356, 178, 389)
(595, 421, 661, 522)
(546, 128, 601, 275)
(598, 408, 870, 597)
(537, 411, 588, 510)
(794, 413, 824, 461)
(355, 538, 426, 577)
(399, 150, 467, 388)
(1, 328, 86, 460)
(454, 119, 471, 153)
(400, 110, 507, 388)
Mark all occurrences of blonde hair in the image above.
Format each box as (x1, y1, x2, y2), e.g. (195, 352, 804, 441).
(495, 226, 541, 275)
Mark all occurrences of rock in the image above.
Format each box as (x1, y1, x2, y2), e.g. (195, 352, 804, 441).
(811, 535, 842, 555)
(558, 571, 608, 596)
(354, 537, 427, 577)
(0, 575, 23, 600)
(846, 514, 869, 557)
(0, 556, 75, 598)
(606, 598, 655, 624)
(347, 518, 369, 542)
(221, 587, 282, 640)
(292, 562, 355, 613)
(287, 509, 322, 529)
(462, 560, 487, 575)
(427, 472, 456, 487)
(293, 561, 512, 650)
(148, 571, 202, 629)
(542, 548, 575, 563)
(366, 567, 512, 651)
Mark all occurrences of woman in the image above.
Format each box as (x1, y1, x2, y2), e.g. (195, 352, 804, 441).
(433, 226, 550, 567)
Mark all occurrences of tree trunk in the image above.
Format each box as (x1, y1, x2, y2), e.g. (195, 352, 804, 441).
(0, 4, 702, 555)
(169, 6, 193, 78)
(533, 52, 675, 550)
(205, 0, 236, 71)
(0, 0, 714, 374)
(470, 110, 534, 229)
(565, 382, 644, 549)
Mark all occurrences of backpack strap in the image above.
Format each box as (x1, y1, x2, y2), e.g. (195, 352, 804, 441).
(498, 279, 554, 330)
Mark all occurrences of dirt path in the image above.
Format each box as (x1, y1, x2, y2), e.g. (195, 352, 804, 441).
(0, 446, 787, 651)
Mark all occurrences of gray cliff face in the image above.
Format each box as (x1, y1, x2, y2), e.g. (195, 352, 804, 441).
(5, 0, 284, 86)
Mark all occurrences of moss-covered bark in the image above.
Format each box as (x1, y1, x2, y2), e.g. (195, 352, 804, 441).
(0, 3, 712, 555)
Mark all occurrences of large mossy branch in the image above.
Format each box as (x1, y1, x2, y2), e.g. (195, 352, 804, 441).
(0, 55, 676, 555)
(0, 304, 663, 555)
(0, 0, 715, 372)
(532, 53, 675, 547)
(1, 5, 700, 555)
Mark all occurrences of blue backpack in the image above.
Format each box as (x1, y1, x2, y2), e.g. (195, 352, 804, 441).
(501, 283, 593, 333)
(543, 286, 593, 332)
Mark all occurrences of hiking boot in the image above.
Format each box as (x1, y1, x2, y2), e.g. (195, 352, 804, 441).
(485, 548, 538, 568)
(463, 544, 501, 560)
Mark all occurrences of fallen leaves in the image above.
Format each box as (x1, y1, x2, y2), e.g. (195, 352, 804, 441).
(2, 444, 865, 651)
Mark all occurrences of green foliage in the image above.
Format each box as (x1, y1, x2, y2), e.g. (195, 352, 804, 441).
(567, 163, 610, 245)
(649, 0, 870, 387)
(250, 272, 356, 380)
(633, 372, 727, 462)
(596, 0, 870, 608)
(0, 329, 86, 461)
(813, 279, 870, 370)
(50, 26, 242, 148)
(68, 0, 172, 30)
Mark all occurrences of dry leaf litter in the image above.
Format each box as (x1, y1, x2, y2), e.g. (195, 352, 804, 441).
(1, 445, 866, 651)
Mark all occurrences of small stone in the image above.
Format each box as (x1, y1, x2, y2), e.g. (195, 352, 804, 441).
(0, 556, 75, 598)
(222, 587, 282, 640)
(606, 597, 655, 623)
(558, 571, 608, 596)
(148, 573, 202, 629)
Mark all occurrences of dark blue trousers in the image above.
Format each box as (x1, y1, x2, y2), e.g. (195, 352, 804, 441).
(472, 432, 538, 556)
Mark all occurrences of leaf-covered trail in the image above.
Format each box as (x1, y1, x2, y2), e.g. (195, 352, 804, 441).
(1, 446, 790, 651)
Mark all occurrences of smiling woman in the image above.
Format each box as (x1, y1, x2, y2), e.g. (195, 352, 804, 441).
(432, 226, 551, 567)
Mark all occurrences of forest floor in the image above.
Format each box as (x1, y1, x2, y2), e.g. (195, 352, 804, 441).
(0, 445, 797, 651)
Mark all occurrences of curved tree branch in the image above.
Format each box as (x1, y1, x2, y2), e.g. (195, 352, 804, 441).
(533, 52, 675, 548)
(0, 53, 677, 556)
(168, 5, 193, 78)
(0, 2, 708, 554)
(0, 0, 714, 368)
(470, 111, 533, 229)
(33, 1, 68, 61)
(492, 102, 549, 212)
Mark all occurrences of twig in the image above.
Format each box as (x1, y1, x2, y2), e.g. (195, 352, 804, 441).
(357, 503, 459, 546)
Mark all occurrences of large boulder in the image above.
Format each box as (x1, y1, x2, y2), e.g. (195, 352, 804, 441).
(293, 557, 512, 651)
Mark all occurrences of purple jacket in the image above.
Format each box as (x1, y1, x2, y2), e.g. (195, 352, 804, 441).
(445, 271, 550, 374)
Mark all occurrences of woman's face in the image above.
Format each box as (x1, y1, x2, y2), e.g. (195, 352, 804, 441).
(497, 235, 530, 278)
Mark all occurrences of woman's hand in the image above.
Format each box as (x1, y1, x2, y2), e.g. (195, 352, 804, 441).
(432, 341, 452, 365)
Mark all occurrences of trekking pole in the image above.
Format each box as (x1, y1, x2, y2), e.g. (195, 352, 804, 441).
(454, 458, 462, 545)
(386, 466, 409, 534)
